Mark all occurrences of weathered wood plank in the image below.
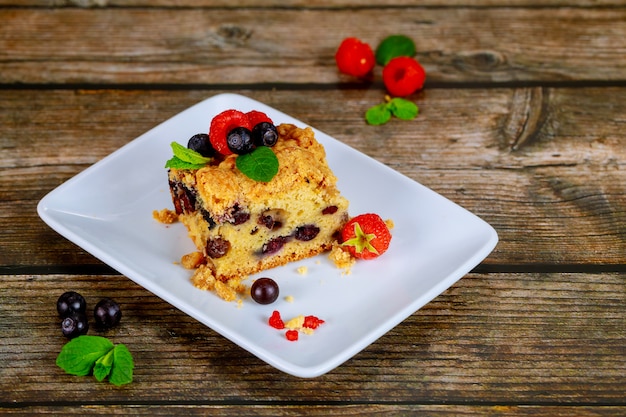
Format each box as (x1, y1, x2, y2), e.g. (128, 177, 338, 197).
(2, 0, 624, 8)
(1, 8, 625, 84)
(1, 88, 624, 266)
(1, 272, 624, 404)
(1, 405, 625, 416)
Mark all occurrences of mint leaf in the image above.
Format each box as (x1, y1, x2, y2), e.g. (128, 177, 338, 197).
(56, 335, 114, 376)
(165, 155, 207, 170)
(236, 146, 279, 182)
(375, 35, 417, 66)
(389, 98, 419, 120)
(365, 103, 392, 125)
(93, 349, 114, 382)
(108, 344, 134, 386)
(165, 142, 212, 169)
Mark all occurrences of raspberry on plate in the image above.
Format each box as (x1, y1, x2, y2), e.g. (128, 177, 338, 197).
(382, 56, 426, 97)
(335, 37, 376, 78)
(341, 213, 392, 260)
(209, 109, 252, 156)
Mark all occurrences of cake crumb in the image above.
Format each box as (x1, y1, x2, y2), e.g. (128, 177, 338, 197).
(328, 242, 355, 274)
(181, 252, 205, 269)
(297, 266, 308, 275)
(385, 218, 395, 230)
(153, 208, 178, 224)
(191, 265, 248, 302)
(285, 295, 294, 303)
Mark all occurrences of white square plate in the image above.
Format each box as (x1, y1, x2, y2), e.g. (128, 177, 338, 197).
(38, 93, 498, 378)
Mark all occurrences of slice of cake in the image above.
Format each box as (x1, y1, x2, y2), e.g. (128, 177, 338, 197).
(167, 114, 349, 294)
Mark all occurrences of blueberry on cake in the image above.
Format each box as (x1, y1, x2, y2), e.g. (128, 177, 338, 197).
(165, 110, 349, 297)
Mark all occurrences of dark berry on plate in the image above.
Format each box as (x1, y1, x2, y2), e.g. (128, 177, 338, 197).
(251, 122, 278, 147)
(294, 224, 320, 241)
(62, 312, 89, 339)
(187, 133, 215, 157)
(57, 291, 87, 318)
(226, 127, 255, 155)
(206, 237, 231, 258)
(93, 298, 122, 329)
(250, 277, 279, 305)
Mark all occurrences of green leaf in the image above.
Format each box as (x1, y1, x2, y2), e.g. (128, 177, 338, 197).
(108, 344, 134, 386)
(375, 35, 417, 66)
(365, 103, 392, 125)
(389, 98, 419, 120)
(165, 142, 212, 169)
(235, 146, 279, 182)
(56, 336, 114, 376)
(93, 349, 114, 382)
(165, 155, 207, 170)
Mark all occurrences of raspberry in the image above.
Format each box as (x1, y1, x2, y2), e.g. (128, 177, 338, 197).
(209, 109, 252, 156)
(341, 213, 392, 260)
(268, 310, 285, 329)
(335, 37, 375, 78)
(246, 110, 273, 127)
(382, 56, 426, 97)
(285, 330, 299, 341)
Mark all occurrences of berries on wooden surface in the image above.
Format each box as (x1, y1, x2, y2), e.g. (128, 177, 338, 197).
(57, 291, 87, 318)
(335, 37, 376, 77)
(61, 312, 89, 339)
(93, 298, 122, 329)
(187, 133, 215, 157)
(341, 213, 392, 260)
(209, 109, 252, 156)
(382, 56, 426, 97)
(251, 277, 279, 305)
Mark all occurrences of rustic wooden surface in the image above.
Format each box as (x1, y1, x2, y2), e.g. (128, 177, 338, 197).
(1, 0, 624, 415)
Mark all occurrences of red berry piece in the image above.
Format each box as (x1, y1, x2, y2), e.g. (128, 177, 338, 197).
(335, 37, 376, 78)
(209, 109, 252, 156)
(285, 330, 299, 341)
(268, 310, 285, 329)
(341, 213, 392, 260)
(382, 56, 426, 97)
(303, 315, 325, 329)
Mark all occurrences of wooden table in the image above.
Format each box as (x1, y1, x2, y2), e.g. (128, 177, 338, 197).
(1, 1, 625, 415)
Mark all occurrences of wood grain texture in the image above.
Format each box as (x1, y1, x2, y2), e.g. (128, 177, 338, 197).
(1, 7, 625, 84)
(1, 273, 624, 405)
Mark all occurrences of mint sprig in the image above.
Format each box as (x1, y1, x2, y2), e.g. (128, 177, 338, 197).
(56, 335, 134, 386)
(165, 142, 212, 170)
(365, 97, 418, 125)
(236, 146, 279, 182)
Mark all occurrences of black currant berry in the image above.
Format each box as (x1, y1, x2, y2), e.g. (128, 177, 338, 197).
(57, 291, 87, 318)
(252, 122, 278, 147)
(93, 298, 122, 329)
(227, 127, 255, 154)
(250, 278, 279, 305)
(61, 312, 89, 339)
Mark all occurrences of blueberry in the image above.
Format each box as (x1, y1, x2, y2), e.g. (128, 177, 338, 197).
(57, 291, 87, 318)
(227, 127, 255, 154)
(187, 133, 215, 157)
(295, 224, 320, 241)
(206, 237, 230, 258)
(251, 278, 279, 304)
(252, 122, 278, 147)
(93, 298, 122, 329)
(62, 312, 89, 339)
